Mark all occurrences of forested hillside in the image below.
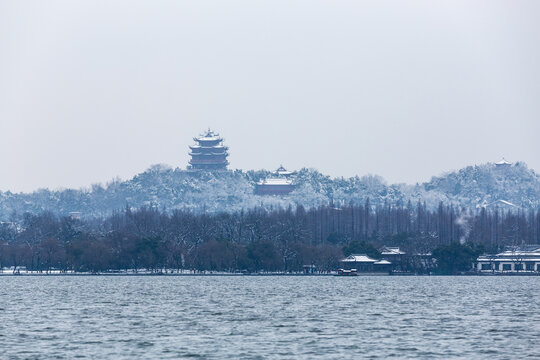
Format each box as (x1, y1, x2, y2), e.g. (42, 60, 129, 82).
(0, 162, 538, 221)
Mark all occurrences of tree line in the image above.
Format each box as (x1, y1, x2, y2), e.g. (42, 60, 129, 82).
(0, 201, 538, 273)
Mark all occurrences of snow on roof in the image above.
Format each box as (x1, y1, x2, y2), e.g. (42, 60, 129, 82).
(195, 135, 221, 142)
(189, 152, 228, 157)
(477, 256, 540, 262)
(340, 254, 378, 263)
(509, 245, 540, 252)
(374, 260, 392, 265)
(496, 200, 516, 207)
(257, 178, 293, 186)
(477, 199, 517, 209)
(481, 199, 517, 209)
(274, 165, 296, 176)
(495, 157, 512, 166)
(194, 128, 224, 142)
(498, 249, 540, 256)
(380, 247, 406, 255)
(190, 145, 227, 149)
(477, 246, 540, 261)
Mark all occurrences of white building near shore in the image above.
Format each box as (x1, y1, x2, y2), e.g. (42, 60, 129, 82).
(339, 254, 393, 272)
(476, 245, 540, 273)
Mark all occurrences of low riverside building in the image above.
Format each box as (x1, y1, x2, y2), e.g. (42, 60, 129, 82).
(476, 245, 540, 273)
(339, 254, 392, 273)
(380, 246, 405, 270)
(302, 265, 317, 274)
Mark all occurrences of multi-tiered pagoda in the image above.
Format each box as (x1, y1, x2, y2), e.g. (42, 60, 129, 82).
(188, 129, 229, 170)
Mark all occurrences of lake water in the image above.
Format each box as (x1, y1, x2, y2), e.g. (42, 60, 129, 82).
(1, 275, 539, 359)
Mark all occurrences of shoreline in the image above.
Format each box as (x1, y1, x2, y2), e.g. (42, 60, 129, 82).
(1, 271, 539, 277)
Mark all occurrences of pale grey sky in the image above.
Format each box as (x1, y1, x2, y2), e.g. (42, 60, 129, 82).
(0, 0, 539, 192)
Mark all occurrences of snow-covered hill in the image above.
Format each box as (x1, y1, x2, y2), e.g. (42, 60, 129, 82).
(0, 162, 538, 220)
(420, 161, 540, 208)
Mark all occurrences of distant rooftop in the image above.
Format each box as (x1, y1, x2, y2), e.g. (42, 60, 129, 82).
(477, 245, 540, 261)
(340, 254, 378, 263)
(495, 157, 512, 166)
(477, 199, 517, 209)
(274, 165, 296, 177)
(194, 128, 223, 142)
(257, 178, 293, 186)
(380, 246, 406, 255)
(504, 245, 540, 253)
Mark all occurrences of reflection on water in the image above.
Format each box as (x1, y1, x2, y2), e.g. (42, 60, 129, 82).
(1, 276, 539, 359)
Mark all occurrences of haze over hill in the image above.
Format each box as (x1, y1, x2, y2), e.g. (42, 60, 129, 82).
(0, 161, 537, 220)
(1, 1, 539, 192)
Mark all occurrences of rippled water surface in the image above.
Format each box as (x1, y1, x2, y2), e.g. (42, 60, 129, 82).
(1, 276, 539, 359)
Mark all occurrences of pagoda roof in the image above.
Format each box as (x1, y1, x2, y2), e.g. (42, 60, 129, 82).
(189, 159, 229, 165)
(193, 128, 224, 142)
(189, 145, 228, 150)
(189, 151, 228, 156)
(195, 136, 221, 142)
(495, 157, 512, 166)
(274, 165, 296, 176)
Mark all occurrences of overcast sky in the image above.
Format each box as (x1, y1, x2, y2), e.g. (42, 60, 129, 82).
(0, 1, 539, 192)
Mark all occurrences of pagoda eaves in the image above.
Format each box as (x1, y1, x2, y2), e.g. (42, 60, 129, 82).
(188, 129, 229, 171)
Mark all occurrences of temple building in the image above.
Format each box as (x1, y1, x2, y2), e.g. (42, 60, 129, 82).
(256, 177, 295, 195)
(255, 165, 296, 195)
(188, 129, 229, 170)
(495, 157, 512, 168)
